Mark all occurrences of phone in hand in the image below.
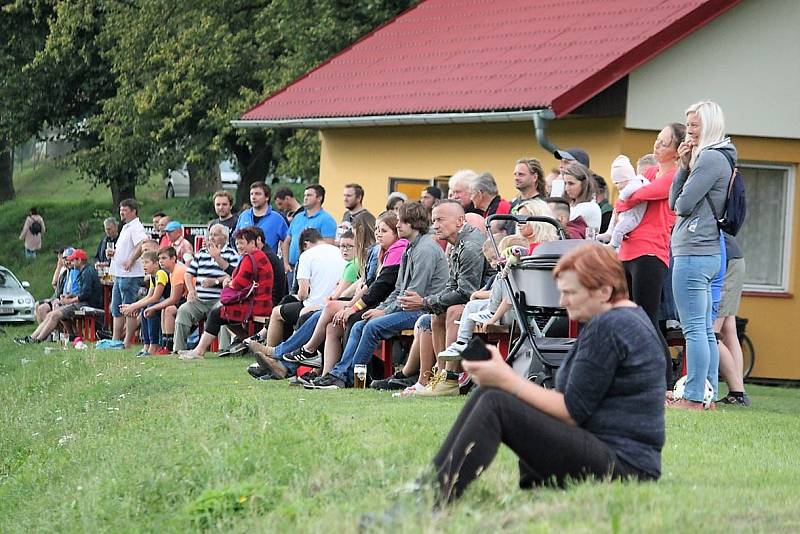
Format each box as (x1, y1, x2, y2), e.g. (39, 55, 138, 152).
(460, 337, 492, 361)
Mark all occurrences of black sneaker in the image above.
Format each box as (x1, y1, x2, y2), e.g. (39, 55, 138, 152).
(247, 362, 271, 379)
(306, 373, 345, 390)
(387, 373, 419, 389)
(14, 336, 36, 345)
(282, 347, 323, 368)
(219, 340, 249, 358)
(372, 371, 417, 390)
(718, 393, 751, 407)
(289, 370, 319, 387)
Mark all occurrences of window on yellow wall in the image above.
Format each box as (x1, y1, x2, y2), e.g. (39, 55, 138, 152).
(736, 163, 794, 293)
(389, 177, 448, 204)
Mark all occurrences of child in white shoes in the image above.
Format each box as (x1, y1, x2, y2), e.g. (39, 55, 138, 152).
(438, 235, 529, 360)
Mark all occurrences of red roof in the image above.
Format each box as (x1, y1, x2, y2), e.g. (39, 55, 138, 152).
(241, 0, 739, 122)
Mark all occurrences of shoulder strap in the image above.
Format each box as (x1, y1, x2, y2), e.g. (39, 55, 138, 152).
(704, 148, 737, 220)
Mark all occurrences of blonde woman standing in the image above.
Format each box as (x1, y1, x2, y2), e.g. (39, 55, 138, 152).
(669, 101, 735, 410)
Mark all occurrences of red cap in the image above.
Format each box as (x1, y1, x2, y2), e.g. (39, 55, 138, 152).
(67, 249, 88, 262)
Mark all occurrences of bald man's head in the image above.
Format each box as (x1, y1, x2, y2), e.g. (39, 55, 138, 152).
(432, 199, 466, 243)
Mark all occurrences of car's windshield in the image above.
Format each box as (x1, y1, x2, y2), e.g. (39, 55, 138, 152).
(0, 270, 21, 289)
(219, 160, 236, 173)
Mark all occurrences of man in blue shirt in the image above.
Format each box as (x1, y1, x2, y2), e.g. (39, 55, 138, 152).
(281, 184, 337, 274)
(235, 181, 288, 253)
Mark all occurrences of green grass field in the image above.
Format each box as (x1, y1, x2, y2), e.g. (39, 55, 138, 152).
(1, 324, 799, 532)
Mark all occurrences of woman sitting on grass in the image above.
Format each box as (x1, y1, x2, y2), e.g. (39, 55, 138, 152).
(177, 227, 273, 360)
(118, 251, 167, 357)
(429, 244, 665, 504)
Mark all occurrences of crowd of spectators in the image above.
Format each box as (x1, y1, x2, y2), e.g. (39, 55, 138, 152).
(11, 99, 750, 502)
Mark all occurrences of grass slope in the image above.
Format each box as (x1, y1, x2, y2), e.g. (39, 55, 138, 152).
(1, 324, 799, 532)
(3, 163, 214, 298)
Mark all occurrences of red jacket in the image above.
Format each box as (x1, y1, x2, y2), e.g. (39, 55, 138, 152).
(615, 166, 676, 267)
(221, 249, 273, 322)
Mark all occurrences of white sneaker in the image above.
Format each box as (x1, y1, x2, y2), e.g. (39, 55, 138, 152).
(468, 310, 494, 324)
(438, 341, 467, 360)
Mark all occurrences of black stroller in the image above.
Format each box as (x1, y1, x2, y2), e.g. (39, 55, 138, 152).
(486, 214, 586, 387)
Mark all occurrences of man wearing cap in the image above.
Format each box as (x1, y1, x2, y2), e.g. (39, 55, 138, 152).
(14, 249, 102, 344)
(107, 198, 149, 348)
(165, 220, 194, 263)
(553, 147, 591, 171)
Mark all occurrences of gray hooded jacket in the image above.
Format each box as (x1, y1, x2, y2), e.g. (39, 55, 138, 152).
(669, 139, 736, 257)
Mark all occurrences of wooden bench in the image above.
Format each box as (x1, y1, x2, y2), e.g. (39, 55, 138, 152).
(73, 308, 106, 342)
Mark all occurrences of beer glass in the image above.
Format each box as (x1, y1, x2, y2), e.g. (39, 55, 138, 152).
(353, 364, 368, 389)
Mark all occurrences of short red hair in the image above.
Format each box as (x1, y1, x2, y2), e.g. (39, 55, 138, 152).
(553, 243, 628, 303)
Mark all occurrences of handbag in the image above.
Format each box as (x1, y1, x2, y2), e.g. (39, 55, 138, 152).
(219, 254, 258, 305)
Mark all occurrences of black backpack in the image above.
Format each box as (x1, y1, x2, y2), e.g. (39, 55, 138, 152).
(706, 149, 746, 236)
(29, 219, 42, 235)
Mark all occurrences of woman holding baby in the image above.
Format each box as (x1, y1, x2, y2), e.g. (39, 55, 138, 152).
(613, 122, 686, 388)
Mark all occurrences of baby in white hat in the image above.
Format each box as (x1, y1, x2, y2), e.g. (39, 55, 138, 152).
(598, 155, 648, 249)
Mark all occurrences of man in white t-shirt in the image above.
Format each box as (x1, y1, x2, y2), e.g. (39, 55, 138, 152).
(263, 228, 346, 348)
(107, 198, 149, 348)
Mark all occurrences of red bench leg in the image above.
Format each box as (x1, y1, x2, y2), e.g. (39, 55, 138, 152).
(85, 316, 97, 341)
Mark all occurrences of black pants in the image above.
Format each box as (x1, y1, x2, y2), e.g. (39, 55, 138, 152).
(624, 255, 672, 386)
(204, 306, 236, 337)
(432, 388, 643, 503)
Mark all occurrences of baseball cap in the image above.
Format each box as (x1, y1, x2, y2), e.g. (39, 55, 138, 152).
(62, 247, 75, 259)
(553, 148, 590, 168)
(165, 221, 183, 232)
(67, 249, 88, 262)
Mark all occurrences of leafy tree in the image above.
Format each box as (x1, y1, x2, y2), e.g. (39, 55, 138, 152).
(0, 1, 52, 201)
(2, 0, 413, 208)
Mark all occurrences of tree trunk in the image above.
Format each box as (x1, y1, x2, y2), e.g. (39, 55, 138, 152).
(110, 173, 136, 211)
(0, 140, 15, 202)
(188, 160, 220, 196)
(232, 132, 285, 208)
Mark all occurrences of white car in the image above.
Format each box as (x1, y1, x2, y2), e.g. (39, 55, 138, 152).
(0, 266, 35, 323)
(165, 160, 240, 198)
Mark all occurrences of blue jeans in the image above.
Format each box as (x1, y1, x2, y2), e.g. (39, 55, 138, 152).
(272, 309, 323, 376)
(672, 254, 721, 401)
(330, 310, 423, 385)
(140, 306, 162, 345)
(111, 276, 144, 317)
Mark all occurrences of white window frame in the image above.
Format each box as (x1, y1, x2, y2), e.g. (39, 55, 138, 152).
(739, 161, 795, 293)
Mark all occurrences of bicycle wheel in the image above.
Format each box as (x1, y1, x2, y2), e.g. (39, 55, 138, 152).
(741, 334, 755, 379)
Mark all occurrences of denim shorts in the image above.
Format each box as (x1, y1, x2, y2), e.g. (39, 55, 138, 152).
(111, 276, 144, 317)
(415, 313, 433, 332)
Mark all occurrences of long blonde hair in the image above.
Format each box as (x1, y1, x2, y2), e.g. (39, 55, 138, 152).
(516, 199, 558, 243)
(352, 216, 376, 279)
(686, 101, 726, 168)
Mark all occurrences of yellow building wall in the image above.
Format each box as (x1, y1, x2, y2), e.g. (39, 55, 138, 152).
(318, 119, 800, 380)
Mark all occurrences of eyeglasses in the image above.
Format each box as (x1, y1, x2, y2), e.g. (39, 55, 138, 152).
(339, 244, 354, 250)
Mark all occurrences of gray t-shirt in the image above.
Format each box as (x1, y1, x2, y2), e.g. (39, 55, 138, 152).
(556, 306, 665, 478)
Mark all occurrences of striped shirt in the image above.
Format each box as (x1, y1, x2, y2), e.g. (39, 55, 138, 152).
(186, 245, 240, 300)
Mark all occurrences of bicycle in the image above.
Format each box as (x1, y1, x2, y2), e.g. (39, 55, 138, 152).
(666, 315, 756, 384)
(736, 316, 755, 379)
